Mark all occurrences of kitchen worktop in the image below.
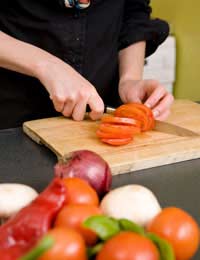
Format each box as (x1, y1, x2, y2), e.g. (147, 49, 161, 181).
(0, 127, 200, 259)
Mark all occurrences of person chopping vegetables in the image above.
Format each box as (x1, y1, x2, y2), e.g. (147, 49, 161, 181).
(0, 0, 174, 130)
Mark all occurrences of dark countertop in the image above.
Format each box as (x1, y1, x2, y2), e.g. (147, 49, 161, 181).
(0, 127, 200, 259)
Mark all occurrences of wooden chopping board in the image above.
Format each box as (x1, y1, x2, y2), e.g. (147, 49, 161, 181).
(23, 100, 200, 175)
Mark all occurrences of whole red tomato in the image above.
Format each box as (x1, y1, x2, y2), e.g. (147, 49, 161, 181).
(96, 231, 159, 260)
(55, 204, 102, 246)
(147, 207, 200, 260)
(62, 177, 99, 206)
(38, 227, 87, 260)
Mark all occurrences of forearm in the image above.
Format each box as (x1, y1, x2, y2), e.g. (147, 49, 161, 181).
(0, 32, 104, 121)
(0, 31, 59, 78)
(118, 41, 146, 83)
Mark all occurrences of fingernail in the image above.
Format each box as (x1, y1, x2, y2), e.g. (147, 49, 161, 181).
(145, 103, 151, 108)
(153, 110, 159, 117)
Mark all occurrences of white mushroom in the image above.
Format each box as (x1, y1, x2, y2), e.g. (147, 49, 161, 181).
(0, 183, 38, 220)
(100, 185, 162, 227)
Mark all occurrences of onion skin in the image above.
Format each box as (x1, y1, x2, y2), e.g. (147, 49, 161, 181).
(54, 150, 112, 197)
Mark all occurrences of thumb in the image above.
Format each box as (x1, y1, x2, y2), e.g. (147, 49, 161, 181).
(130, 97, 142, 104)
(88, 92, 104, 120)
(124, 93, 143, 104)
(120, 88, 142, 104)
(119, 80, 145, 104)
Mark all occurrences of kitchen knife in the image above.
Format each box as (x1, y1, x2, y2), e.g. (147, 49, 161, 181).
(104, 106, 200, 137)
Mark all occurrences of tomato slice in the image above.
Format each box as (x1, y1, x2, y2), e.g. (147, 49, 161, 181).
(101, 115, 141, 128)
(128, 103, 155, 130)
(101, 137, 133, 146)
(99, 123, 141, 136)
(128, 103, 153, 117)
(114, 103, 155, 131)
(96, 130, 132, 139)
(114, 105, 148, 131)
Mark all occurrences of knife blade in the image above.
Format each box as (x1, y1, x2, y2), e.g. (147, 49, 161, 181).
(153, 120, 199, 137)
(104, 106, 199, 137)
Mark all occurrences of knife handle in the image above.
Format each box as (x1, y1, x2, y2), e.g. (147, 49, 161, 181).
(86, 104, 111, 114)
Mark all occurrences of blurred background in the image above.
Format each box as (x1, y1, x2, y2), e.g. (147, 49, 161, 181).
(144, 0, 199, 101)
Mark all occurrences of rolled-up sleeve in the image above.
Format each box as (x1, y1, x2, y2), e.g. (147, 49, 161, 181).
(119, 0, 169, 57)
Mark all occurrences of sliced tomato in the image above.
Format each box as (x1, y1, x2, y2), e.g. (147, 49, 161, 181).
(128, 103, 153, 117)
(114, 103, 156, 131)
(96, 130, 131, 139)
(128, 103, 155, 130)
(101, 137, 133, 146)
(114, 105, 148, 131)
(99, 123, 141, 136)
(101, 115, 141, 128)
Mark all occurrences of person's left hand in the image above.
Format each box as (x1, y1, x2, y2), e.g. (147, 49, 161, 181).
(118, 79, 174, 121)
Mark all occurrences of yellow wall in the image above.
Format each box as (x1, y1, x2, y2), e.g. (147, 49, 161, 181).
(151, 0, 200, 100)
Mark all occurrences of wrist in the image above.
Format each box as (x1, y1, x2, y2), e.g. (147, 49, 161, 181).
(33, 55, 62, 80)
(119, 77, 141, 86)
(118, 41, 145, 86)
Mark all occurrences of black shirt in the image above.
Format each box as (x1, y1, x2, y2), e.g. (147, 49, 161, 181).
(0, 0, 169, 129)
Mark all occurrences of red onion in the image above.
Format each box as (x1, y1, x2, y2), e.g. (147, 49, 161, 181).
(54, 150, 112, 196)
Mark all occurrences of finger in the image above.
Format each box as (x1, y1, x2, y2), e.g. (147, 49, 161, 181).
(119, 82, 143, 104)
(50, 95, 65, 112)
(88, 93, 104, 120)
(152, 93, 174, 118)
(62, 99, 76, 117)
(156, 109, 171, 121)
(144, 84, 166, 109)
(127, 95, 142, 104)
(72, 100, 87, 121)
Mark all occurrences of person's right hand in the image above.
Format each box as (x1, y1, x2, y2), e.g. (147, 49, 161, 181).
(37, 58, 104, 121)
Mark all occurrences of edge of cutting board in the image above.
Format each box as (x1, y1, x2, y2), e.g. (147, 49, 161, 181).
(23, 123, 62, 160)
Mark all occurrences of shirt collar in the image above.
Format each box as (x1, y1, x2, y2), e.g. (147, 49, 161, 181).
(64, 0, 90, 9)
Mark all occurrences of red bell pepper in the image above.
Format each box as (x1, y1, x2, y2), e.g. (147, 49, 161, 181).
(0, 247, 23, 260)
(0, 178, 66, 260)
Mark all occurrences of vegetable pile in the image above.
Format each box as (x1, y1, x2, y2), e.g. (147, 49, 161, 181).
(0, 150, 199, 260)
(96, 103, 155, 146)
